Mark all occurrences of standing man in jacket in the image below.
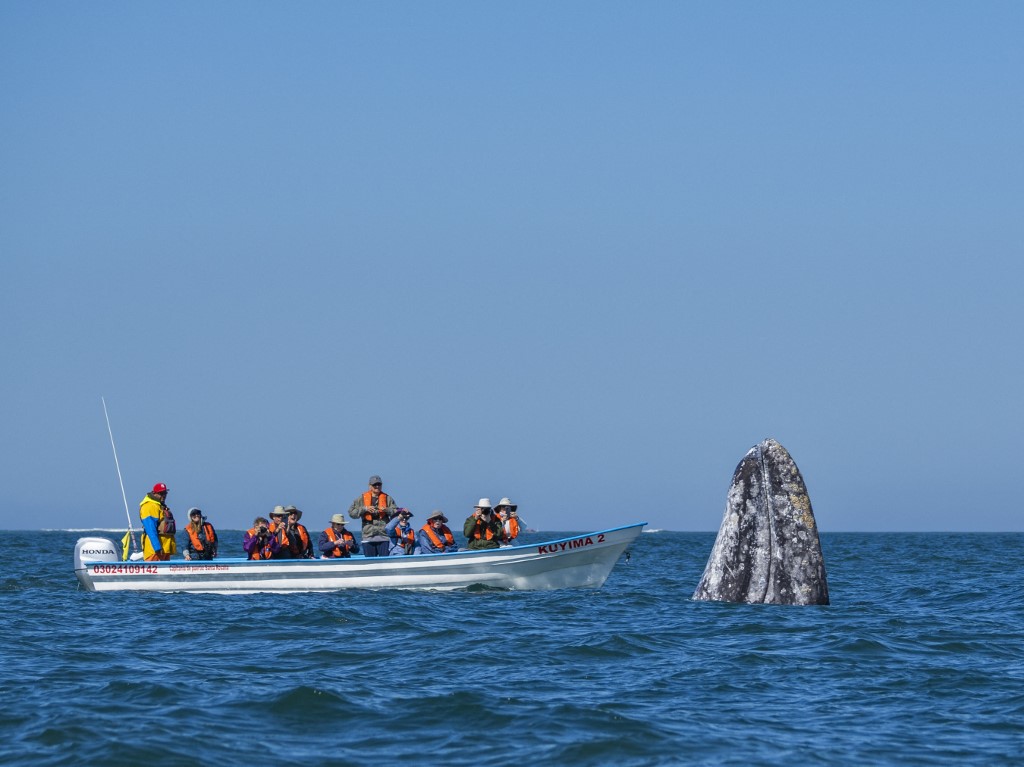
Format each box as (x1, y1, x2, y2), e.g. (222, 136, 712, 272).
(348, 475, 397, 557)
(140, 482, 175, 561)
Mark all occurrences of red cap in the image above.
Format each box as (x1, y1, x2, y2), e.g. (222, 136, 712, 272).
(152, 483, 168, 494)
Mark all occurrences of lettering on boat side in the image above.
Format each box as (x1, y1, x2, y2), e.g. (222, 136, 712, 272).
(168, 565, 231, 573)
(536, 533, 605, 555)
(92, 564, 158, 575)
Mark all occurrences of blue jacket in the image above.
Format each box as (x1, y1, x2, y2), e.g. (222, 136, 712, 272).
(385, 517, 420, 555)
(417, 525, 459, 554)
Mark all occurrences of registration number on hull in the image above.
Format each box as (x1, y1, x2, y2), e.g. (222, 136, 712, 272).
(91, 564, 159, 575)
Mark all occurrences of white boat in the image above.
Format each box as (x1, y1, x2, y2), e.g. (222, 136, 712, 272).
(73, 523, 645, 593)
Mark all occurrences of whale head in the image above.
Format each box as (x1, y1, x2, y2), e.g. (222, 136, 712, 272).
(693, 438, 829, 605)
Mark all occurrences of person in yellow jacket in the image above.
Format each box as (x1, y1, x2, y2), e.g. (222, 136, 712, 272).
(140, 482, 177, 561)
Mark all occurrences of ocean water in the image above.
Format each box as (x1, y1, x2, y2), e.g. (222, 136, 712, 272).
(2, 530, 1022, 766)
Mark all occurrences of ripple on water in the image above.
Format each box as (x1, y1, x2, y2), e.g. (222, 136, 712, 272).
(3, 531, 1024, 766)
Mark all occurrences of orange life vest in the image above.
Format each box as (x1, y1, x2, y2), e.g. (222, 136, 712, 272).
(391, 524, 416, 546)
(269, 520, 287, 549)
(186, 522, 216, 552)
(323, 527, 357, 557)
(469, 519, 498, 542)
(287, 524, 311, 555)
(360, 491, 391, 520)
(421, 523, 455, 550)
(361, 491, 391, 521)
(159, 508, 176, 535)
(504, 517, 520, 541)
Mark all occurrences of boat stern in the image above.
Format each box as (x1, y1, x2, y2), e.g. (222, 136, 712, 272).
(74, 537, 120, 590)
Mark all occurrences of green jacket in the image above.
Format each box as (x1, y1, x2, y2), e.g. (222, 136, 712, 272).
(463, 514, 503, 550)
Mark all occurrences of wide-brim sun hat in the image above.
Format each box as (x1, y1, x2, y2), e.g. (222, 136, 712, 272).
(494, 497, 517, 512)
(475, 498, 493, 509)
(283, 505, 302, 520)
(330, 513, 347, 525)
(270, 506, 287, 517)
(427, 510, 447, 522)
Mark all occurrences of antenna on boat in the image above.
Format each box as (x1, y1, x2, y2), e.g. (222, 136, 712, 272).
(102, 397, 138, 558)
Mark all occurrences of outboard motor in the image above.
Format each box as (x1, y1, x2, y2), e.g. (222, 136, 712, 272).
(74, 537, 120, 571)
(74, 537, 123, 590)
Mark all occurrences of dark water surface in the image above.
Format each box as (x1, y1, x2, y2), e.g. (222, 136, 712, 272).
(2, 531, 1022, 766)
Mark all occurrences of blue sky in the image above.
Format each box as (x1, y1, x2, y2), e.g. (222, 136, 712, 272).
(2, 2, 1021, 533)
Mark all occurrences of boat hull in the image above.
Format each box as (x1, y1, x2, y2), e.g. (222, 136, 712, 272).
(74, 524, 645, 593)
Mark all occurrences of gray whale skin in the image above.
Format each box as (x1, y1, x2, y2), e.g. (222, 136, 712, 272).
(693, 438, 829, 605)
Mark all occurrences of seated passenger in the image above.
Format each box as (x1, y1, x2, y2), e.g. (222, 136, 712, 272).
(282, 505, 314, 559)
(182, 507, 218, 561)
(494, 497, 523, 546)
(268, 506, 292, 559)
(243, 516, 280, 560)
(418, 510, 459, 554)
(463, 498, 503, 550)
(385, 508, 420, 555)
(319, 514, 360, 558)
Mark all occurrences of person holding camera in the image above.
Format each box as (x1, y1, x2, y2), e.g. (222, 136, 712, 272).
(494, 497, 523, 546)
(319, 514, 360, 558)
(385, 508, 420, 555)
(348, 474, 398, 557)
(268, 507, 293, 559)
(281, 505, 313, 559)
(463, 498, 503, 550)
(243, 516, 281, 560)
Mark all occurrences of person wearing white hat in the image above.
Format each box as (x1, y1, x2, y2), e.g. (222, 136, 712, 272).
(494, 498, 523, 546)
(463, 498, 503, 550)
(418, 510, 459, 553)
(318, 514, 359, 558)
